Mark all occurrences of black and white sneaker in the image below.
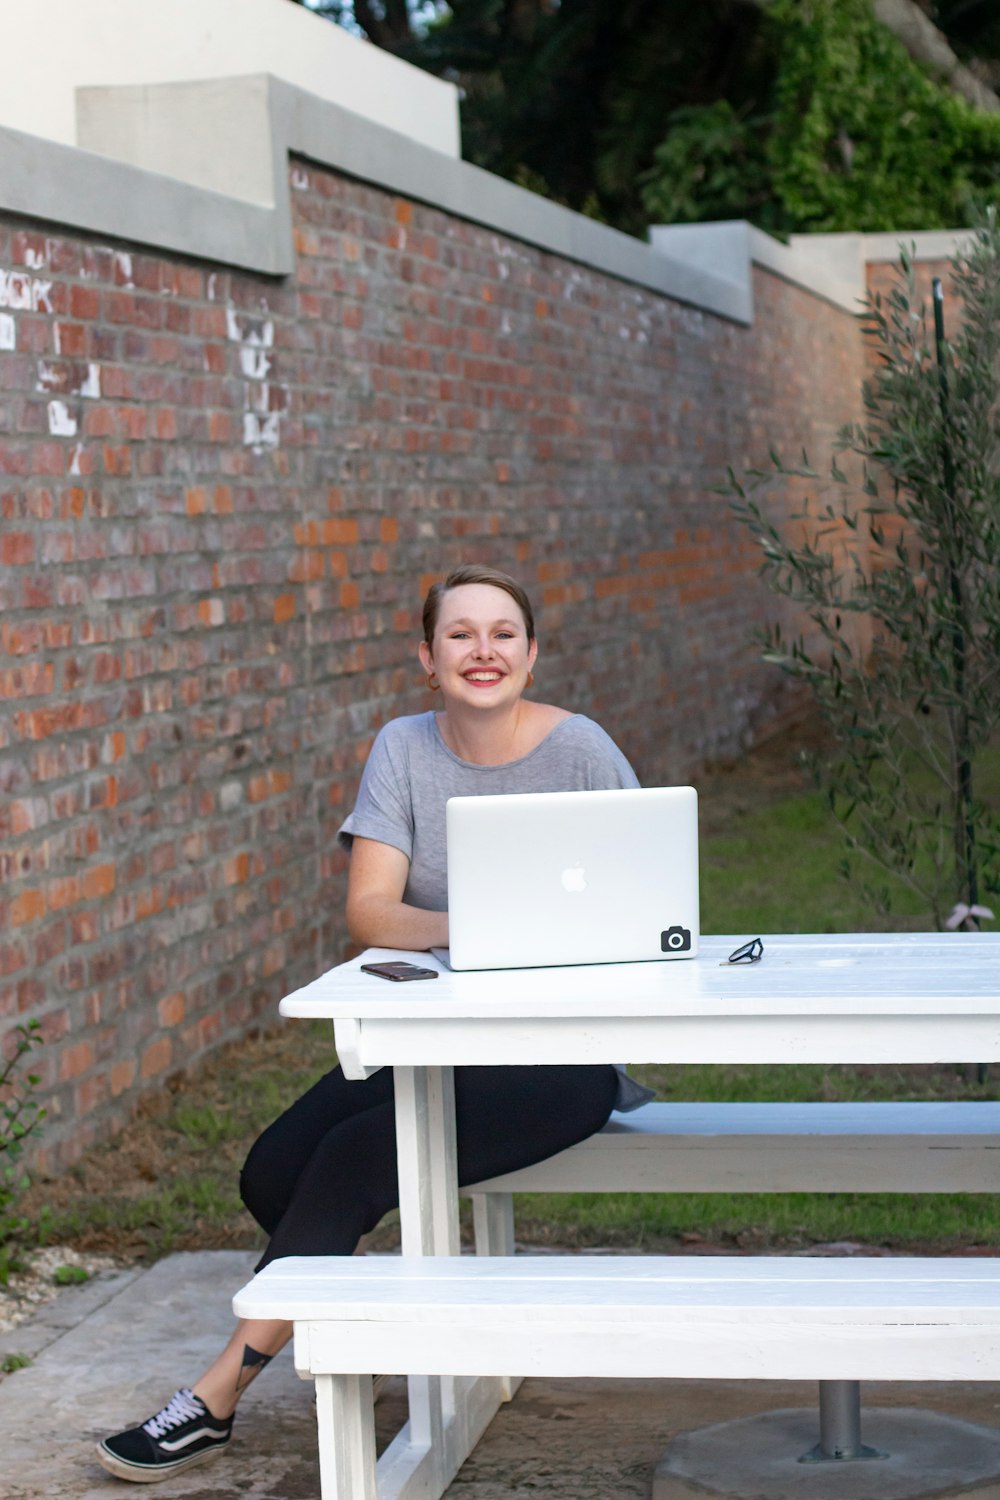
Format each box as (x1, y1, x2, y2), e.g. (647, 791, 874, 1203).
(96, 1388, 233, 1482)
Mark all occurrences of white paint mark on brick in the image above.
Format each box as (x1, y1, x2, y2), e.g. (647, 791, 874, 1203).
(114, 252, 134, 288)
(47, 400, 77, 437)
(36, 361, 59, 392)
(69, 443, 85, 475)
(291, 166, 310, 191)
(229, 305, 280, 452)
(207, 273, 218, 301)
(248, 382, 271, 416)
(243, 412, 280, 452)
(80, 363, 101, 399)
(0, 313, 15, 350)
(24, 247, 46, 270)
(32, 281, 53, 314)
(0, 271, 32, 310)
(220, 780, 244, 811)
(240, 345, 271, 380)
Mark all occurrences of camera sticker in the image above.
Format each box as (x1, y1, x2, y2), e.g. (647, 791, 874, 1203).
(660, 925, 692, 953)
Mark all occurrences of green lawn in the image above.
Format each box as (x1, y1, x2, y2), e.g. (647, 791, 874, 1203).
(699, 788, 930, 936)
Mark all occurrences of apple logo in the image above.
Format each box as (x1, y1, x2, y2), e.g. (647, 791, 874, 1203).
(560, 864, 587, 893)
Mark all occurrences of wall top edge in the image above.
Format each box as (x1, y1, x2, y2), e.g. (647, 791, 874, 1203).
(0, 73, 972, 319)
(0, 76, 753, 321)
(791, 228, 976, 263)
(0, 119, 288, 274)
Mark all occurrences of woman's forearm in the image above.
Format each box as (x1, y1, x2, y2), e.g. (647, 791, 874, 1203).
(346, 894, 449, 952)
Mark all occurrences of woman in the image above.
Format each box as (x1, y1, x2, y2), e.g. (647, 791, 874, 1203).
(98, 563, 647, 1482)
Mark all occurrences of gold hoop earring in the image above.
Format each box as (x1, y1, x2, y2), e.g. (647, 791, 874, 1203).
(426, 674, 440, 691)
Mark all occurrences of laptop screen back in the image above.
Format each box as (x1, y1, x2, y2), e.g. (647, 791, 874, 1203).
(444, 786, 699, 971)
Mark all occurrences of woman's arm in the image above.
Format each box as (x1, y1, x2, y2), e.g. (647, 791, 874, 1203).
(346, 836, 449, 951)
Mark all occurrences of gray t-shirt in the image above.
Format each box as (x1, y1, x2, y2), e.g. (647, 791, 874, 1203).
(339, 711, 639, 909)
(339, 711, 653, 1112)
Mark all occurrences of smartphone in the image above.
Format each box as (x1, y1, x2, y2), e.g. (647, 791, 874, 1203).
(360, 961, 439, 982)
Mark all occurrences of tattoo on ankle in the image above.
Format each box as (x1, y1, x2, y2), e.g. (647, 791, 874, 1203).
(235, 1344, 273, 1395)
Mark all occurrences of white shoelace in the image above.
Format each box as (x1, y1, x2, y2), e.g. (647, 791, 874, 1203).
(142, 1388, 205, 1439)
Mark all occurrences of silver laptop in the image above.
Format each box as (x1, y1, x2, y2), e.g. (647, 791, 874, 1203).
(436, 786, 699, 971)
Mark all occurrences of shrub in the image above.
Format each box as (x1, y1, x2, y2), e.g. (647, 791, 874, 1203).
(0, 1021, 46, 1284)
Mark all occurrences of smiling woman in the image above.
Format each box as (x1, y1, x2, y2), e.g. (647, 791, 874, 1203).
(96, 562, 644, 1483)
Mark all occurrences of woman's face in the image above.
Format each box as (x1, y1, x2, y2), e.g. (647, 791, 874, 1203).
(419, 583, 537, 710)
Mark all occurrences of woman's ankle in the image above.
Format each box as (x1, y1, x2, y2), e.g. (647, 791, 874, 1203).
(191, 1381, 237, 1421)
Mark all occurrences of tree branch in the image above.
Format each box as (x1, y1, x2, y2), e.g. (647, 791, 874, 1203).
(736, 0, 1000, 113)
(873, 0, 1000, 113)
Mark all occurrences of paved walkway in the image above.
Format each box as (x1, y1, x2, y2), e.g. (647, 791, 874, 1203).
(0, 1252, 998, 1499)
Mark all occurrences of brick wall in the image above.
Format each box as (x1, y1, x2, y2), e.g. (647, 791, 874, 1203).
(1, 160, 868, 1168)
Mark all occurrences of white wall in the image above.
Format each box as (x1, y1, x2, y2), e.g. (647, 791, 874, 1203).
(0, 0, 459, 158)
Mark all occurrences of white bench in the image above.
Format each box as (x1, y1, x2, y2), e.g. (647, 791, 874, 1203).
(234, 1252, 1000, 1500)
(464, 1101, 1000, 1256)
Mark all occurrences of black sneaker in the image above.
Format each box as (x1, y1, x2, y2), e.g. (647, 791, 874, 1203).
(96, 1388, 233, 1482)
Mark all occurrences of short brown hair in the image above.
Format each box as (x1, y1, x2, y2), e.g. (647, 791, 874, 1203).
(422, 564, 536, 645)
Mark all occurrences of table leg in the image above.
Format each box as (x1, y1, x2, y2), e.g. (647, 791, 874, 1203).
(315, 1373, 377, 1500)
(798, 1381, 887, 1463)
(375, 1065, 507, 1500)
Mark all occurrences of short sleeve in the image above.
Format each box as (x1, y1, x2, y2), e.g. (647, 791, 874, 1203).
(338, 724, 414, 859)
(569, 717, 641, 791)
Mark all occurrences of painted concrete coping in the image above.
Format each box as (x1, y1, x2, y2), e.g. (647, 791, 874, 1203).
(4, 74, 751, 322)
(652, 222, 976, 322)
(0, 71, 978, 325)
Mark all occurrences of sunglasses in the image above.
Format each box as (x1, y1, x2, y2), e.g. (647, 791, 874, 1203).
(727, 937, 764, 964)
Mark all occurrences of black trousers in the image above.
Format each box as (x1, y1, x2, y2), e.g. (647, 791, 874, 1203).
(240, 1062, 619, 1270)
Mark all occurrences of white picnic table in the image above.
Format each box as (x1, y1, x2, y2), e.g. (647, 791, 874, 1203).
(278, 931, 1000, 1500)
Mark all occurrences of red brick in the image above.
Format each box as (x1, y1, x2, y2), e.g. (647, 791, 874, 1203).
(82, 864, 116, 900)
(59, 1039, 95, 1081)
(140, 1036, 172, 1080)
(157, 992, 186, 1028)
(1, 532, 34, 565)
(10, 889, 46, 926)
(110, 1058, 136, 1096)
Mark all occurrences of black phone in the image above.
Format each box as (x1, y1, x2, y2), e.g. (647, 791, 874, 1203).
(360, 961, 439, 982)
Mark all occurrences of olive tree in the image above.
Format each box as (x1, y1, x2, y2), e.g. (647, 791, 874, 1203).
(729, 216, 1000, 929)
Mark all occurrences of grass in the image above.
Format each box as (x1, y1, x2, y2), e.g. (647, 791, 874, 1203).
(19, 734, 1000, 1262)
(510, 1059, 996, 1252)
(700, 790, 929, 935)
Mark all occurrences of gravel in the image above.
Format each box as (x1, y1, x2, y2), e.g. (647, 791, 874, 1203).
(0, 1246, 125, 1337)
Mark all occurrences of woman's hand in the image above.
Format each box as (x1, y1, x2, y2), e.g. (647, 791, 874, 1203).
(346, 837, 449, 951)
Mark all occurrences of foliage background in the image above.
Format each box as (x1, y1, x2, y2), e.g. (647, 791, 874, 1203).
(295, 0, 1000, 237)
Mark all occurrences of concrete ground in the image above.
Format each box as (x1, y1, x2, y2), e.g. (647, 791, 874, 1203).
(1, 1252, 999, 1500)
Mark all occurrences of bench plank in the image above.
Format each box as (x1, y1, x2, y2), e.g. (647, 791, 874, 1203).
(236, 1255, 1000, 1384)
(464, 1102, 1000, 1196)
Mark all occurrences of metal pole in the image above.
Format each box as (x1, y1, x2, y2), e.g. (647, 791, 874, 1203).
(933, 278, 988, 1087)
(819, 1380, 863, 1457)
(798, 1381, 887, 1464)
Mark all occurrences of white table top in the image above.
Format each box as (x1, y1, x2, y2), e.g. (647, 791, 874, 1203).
(281, 933, 1000, 1019)
(279, 933, 1000, 1075)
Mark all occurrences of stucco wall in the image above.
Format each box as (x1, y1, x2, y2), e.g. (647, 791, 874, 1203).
(0, 0, 459, 158)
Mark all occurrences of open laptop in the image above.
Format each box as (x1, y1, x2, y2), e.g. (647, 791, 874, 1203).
(432, 786, 699, 971)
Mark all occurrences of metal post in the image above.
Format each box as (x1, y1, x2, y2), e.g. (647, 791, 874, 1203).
(798, 1381, 887, 1463)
